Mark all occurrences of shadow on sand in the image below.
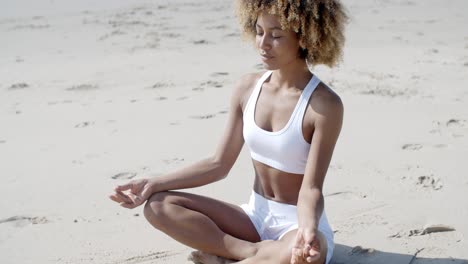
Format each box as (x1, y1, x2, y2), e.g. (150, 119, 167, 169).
(331, 244, 467, 264)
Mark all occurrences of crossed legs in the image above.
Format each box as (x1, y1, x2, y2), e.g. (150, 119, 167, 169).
(143, 191, 327, 264)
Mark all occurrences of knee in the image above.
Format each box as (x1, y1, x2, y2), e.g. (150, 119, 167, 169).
(143, 191, 172, 228)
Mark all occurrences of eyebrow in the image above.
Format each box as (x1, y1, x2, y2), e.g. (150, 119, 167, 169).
(255, 24, 283, 31)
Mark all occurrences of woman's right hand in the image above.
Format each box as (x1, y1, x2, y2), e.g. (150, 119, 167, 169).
(109, 178, 154, 209)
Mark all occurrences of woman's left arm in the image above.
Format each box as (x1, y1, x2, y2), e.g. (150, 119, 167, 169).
(295, 87, 344, 258)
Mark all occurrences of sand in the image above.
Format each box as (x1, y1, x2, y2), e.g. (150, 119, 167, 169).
(1, 0, 467, 263)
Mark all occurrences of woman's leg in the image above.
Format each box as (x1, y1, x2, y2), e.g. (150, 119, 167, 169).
(143, 191, 261, 260)
(238, 230, 328, 264)
(191, 230, 328, 264)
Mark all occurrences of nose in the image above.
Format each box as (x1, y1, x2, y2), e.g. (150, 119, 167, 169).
(259, 34, 271, 51)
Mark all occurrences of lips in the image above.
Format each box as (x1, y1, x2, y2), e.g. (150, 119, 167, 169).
(260, 54, 274, 60)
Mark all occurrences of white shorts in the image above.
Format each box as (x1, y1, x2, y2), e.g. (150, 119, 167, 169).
(240, 191, 334, 264)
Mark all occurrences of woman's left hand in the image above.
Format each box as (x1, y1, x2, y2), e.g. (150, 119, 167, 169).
(290, 227, 321, 264)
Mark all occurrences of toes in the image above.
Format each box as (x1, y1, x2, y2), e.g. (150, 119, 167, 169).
(188, 251, 204, 264)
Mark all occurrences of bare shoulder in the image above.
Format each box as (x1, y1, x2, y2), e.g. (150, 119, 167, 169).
(232, 71, 265, 110)
(310, 81, 344, 118)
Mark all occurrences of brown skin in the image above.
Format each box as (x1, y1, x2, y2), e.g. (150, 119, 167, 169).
(109, 11, 343, 264)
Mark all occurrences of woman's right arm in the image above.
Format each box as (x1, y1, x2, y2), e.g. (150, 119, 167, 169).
(110, 74, 257, 207)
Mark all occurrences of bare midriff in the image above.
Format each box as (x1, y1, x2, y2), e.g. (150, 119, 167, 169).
(252, 160, 303, 205)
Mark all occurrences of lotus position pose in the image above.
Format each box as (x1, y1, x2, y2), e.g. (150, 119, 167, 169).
(110, 1, 348, 263)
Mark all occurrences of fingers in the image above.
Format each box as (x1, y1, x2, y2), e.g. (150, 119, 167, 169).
(308, 244, 320, 255)
(114, 191, 145, 208)
(120, 202, 137, 209)
(115, 183, 133, 192)
(290, 247, 302, 264)
(117, 190, 133, 203)
(109, 189, 134, 206)
(306, 255, 319, 263)
(109, 193, 121, 203)
(290, 239, 321, 264)
(109, 191, 128, 203)
(127, 192, 143, 205)
(306, 246, 320, 263)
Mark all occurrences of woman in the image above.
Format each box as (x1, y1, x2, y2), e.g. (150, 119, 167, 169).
(110, 1, 348, 264)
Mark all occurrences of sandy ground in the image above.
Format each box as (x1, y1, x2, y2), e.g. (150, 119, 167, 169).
(1, 0, 467, 263)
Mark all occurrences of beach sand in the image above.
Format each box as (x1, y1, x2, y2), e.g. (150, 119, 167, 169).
(0, 0, 467, 263)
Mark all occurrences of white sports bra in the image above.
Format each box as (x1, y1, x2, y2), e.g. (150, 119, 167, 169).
(243, 71, 320, 174)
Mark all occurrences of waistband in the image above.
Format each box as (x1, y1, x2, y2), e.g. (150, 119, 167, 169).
(250, 191, 298, 214)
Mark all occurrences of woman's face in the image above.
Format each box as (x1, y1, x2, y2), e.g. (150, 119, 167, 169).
(255, 11, 302, 70)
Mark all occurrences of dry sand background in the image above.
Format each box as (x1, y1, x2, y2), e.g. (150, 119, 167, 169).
(1, 0, 467, 263)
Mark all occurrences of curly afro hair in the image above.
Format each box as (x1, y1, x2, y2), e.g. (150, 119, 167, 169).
(235, 0, 349, 67)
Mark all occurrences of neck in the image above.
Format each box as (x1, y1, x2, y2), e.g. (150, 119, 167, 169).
(270, 59, 311, 90)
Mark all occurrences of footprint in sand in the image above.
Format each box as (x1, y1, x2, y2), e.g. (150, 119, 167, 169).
(446, 119, 466, 127)
(0, 216, 49, 227)
(402, 143, 423, 150)
(206, 24, 228, 30)
(432, 119, 468, 138)
(111, 172, 137, 180)
(147, 81, 173, 89)
(210, 72, 229, 77)
(122, 251, 178, 263)
(66, 84, 99, 91)
(391, 224, 455, 238)
(75, 121, 94, 128)
(199, 80, 223, 88)
(325, 191, 367, 199)
(193, 39, 210, 45)
(190, 114, 216, 120)
(416, 175, 443, 190)
(98, 29, 126, 41)
(8, 83, 29, 90)
(224, 32, 240, 38)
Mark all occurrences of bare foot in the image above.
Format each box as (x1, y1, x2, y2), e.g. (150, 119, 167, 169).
(188, 251, 235, 264)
